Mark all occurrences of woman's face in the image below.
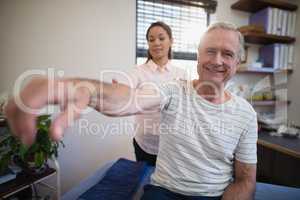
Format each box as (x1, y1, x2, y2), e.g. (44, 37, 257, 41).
(147, 26, 172, 61)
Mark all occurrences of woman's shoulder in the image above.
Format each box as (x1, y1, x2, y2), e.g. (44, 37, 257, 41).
(126, 63, 149, 74)
(135, 62, 152, 72)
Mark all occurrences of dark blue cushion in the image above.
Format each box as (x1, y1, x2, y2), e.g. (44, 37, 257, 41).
(79, 158, 147, 200)
(255, 182, 300, 200)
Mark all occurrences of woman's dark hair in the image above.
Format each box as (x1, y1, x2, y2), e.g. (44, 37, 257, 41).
(145, 21, 173, 63)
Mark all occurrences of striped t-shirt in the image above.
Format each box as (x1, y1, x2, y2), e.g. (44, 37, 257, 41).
(150, 80, 258, 196)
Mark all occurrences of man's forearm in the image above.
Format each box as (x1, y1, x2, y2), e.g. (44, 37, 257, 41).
(85, 79, 135, 115)
(54, 78, 134, 116)
(221, 179, 255, 200)
(78, 79, 161, 116)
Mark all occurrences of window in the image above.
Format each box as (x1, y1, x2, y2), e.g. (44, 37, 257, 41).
(136, 0, 217, 79)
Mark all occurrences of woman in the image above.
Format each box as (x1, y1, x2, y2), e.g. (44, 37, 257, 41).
(116, 21, 186, 165)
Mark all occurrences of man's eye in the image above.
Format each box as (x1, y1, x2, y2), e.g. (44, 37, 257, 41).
(149, 39, 155, 42)
(207, 50, 216, 54)
(225, 53, 234, 58)
(159, 37, 165, 41)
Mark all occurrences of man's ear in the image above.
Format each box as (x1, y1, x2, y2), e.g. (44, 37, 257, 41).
(235, 56, 241, 65)
(234, 59, 241, 72)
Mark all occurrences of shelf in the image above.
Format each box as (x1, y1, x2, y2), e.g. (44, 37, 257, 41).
(241, 31, 295, 45)
(231, 0, 298, 13)
(249, 100, 290, 106)
(237, 68, 293, 74)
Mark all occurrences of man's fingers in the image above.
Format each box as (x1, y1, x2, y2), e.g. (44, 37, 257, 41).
(5, 100, 37, 146)
(13, 115, 37, 146)
(50, 99, 88, 141)
(19, 115, 37, 146)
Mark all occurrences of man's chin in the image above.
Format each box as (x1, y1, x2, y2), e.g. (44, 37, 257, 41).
(201, 78, 226, 86)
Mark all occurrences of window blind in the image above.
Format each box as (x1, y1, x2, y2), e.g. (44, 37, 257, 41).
(136, 0, 217, 60)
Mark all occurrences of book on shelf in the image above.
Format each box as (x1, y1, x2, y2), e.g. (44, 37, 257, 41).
(249, 7, 296, 37)
(272, 8, 278, 35)
(287, 45, 294, 69)
(281, 10, 288, 36)
(249, 7, 273, 34)
(291, 12, 297, 37)
(259, 44, 280, 69)
(282, 45, 288, 69)
(277, 9, 283, 35)
(259, 44, 294, 69)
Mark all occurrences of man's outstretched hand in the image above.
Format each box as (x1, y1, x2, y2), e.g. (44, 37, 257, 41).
(4, 77, 91, 146)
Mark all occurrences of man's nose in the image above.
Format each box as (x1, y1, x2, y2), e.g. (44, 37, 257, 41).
(213, 52, 224, 66)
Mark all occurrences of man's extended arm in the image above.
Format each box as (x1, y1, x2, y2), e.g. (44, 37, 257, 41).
(4, 77, 161, 145)
(221, 160, 256, 200)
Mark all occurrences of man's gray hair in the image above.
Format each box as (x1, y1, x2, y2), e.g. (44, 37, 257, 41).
(198, 22, 245, 61)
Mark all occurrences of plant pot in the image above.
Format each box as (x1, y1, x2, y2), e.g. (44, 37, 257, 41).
(14, 156, 48, 175)
(23, 161, 48, 175)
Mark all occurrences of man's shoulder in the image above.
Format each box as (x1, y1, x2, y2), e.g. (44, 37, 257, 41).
(231, 94, 257, 116)
(158, 79, 190, 95)
(162, 79, 189, 88)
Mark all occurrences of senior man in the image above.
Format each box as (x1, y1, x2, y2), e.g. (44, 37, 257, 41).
(5, 22, 257, 200)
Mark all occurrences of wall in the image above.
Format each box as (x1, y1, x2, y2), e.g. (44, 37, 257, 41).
(0, 0, 136, 195)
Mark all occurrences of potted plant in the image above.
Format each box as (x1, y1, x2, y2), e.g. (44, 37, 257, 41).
(0, 115, 64, 175)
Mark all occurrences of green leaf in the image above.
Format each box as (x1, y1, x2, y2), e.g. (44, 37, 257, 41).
(0, 153, 12, 172)
(19, 144, 28, 161)
(37, 115, 51, 124)
(34, 151, 45, 168)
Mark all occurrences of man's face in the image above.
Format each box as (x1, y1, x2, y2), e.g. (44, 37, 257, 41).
(197, 29, 240, 86)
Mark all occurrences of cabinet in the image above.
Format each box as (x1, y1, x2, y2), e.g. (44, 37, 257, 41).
(257, 131, 300, 187)
(231, 0, 297, 108)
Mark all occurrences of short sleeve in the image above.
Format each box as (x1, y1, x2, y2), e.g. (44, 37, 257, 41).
(235, 114, 258, 164)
